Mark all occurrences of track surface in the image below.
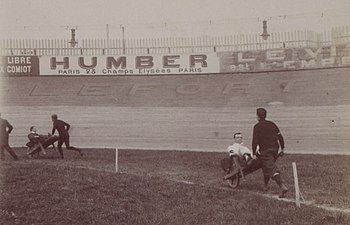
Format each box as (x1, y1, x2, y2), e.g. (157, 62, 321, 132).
(1, 67, 349, 154)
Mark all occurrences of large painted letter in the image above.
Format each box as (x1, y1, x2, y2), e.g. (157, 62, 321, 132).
(78, 57, 97, 69)
(107, 56, 126, 69)
(50, 57, 69, 69)
(189, 55, 207, 67)
(136, 56, 154, 69)
(163, 55, 180, 68)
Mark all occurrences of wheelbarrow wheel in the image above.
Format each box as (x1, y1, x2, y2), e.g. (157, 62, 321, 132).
(226, 173, 240, 188)
(221, 156, 242, 188)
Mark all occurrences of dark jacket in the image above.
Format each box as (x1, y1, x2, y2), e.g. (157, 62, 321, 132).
(252, 119, 284, 155)
(52, 119, 70, 137)
(0, 118, 13, 143)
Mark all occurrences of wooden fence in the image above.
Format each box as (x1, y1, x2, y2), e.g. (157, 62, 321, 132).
(1, 26, 349, 56)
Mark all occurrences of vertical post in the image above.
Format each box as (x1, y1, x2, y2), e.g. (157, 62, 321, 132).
(106, 24, 110, 55)
(115, 148, 118, 173)
(292, 162, 300, 207)
(121, 26, 126, 55)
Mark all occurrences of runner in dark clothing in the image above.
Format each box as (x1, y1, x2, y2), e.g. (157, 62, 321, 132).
(252, 108, 288, 198)
(0, 113, 18, 160)
(51, 114, 83, 159)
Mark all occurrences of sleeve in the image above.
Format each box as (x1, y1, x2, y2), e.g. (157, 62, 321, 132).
(277, 132, 285, 150)
(275, 124, 285, 150)
(28, 133, 40, 143)
(227, 145, 234, 154)
(52, 122, 56, 135)
(252, 125, 259, 155)
(64, 121, 70, 131)
(227, 144, 237, 156)
(6, 120, 13, 134)
(39, 134, 47, 139)
(241, 145, 252, 155)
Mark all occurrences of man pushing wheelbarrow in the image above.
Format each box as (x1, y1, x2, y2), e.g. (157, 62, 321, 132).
(221, 108, 288, 198)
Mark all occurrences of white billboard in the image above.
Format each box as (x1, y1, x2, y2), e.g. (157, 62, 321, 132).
(39, 53, 220, 75)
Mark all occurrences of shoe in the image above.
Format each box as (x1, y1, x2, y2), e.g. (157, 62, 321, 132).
(279, 184, 288, 198)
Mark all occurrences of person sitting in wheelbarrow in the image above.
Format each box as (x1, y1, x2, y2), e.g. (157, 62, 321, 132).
(26, 126, 58, 157)
(227, 132, 254, 167)
(221, 132, 262, 185)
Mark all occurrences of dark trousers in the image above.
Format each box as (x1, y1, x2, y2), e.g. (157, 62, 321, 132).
(259, 148, 286, 187)
(259, 148, 279, 178)
(57, 135, 80, 158)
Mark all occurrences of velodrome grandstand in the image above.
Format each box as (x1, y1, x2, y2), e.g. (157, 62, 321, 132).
(1, 26, 350, 154)
(1, 24, 350, 225)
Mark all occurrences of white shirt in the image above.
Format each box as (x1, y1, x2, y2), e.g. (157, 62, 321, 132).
(227, 143, 252, 158)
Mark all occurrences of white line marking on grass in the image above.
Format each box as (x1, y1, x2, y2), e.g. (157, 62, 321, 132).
(13, 160, 117, 174)
(12, 160, 350, 214)
(217, 187, 350, 214)
(253, 192, 350, 214)
(171, 179, 194, 185)
(311, 205, 350, 214)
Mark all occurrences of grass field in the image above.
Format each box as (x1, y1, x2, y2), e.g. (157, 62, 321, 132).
(1, 148, 349, 225)
(1, 68, 350, 224)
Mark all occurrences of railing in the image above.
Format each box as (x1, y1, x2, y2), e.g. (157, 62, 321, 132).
(1, 26, 349, 56)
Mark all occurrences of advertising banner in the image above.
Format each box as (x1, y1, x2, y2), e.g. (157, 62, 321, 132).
(39, 53, 220, 75)
(219, 44, 350, 73)
(0, 56, 39, 76)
